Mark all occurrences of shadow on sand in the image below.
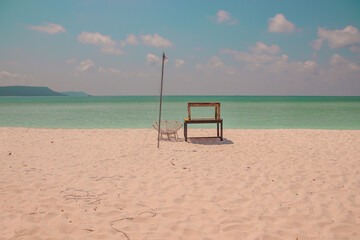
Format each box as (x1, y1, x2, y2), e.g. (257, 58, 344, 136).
(186, 137, 233, 145)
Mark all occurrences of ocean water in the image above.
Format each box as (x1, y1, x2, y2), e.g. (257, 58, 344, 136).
(0, 96, 359, 129)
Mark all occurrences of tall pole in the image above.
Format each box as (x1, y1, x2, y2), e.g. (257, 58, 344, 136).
(157, 52, 166, 148)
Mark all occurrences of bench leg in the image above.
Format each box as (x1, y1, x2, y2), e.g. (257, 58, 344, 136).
(217, 123, 219, 138)
(221, 121, 223, 141)
(184, 122, 187, 141)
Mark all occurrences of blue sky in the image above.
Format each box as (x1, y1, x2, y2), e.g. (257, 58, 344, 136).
(1, 0, 360, 95)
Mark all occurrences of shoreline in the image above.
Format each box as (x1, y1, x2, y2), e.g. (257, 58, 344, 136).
(1, 128, 359, 239)
(2, 126, 360, 130)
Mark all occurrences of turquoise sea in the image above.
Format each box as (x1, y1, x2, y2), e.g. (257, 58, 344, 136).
(0, 96, 359, 129)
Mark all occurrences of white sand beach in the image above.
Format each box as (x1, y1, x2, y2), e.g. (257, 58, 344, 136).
(1, 127, 360, 240)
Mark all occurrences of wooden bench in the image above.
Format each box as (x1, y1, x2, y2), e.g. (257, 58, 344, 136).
(184, 102, 223, 141)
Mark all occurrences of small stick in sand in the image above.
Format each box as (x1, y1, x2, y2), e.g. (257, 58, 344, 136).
(110, 218, 134, 240)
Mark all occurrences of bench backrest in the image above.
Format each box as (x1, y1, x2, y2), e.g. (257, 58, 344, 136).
(187, 102, 220, 120)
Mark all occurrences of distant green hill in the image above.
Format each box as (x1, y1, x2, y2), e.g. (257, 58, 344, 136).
(0, 86, 65, 96)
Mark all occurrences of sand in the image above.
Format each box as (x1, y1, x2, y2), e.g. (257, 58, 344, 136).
(1, 127, 360, 240)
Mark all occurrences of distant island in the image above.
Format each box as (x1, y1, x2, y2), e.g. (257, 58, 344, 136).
(0, 86, 90, 97)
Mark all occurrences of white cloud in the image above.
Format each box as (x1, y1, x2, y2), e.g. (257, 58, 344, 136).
(100, 47, 124, 55)
(146, 53, 161, 65)
(311, 26, 360, 51)
(0, 70, 22, 80)
(330, 54, 360, 71)
(221, 47, 320, 75)
(66, 58, 77, 64)
(98, 67, 120, 74)
(249, 42, 281, 54)
(136, 72, 151, 77)
(217, 10, 230, 23)
(76, 59, 95, 72)
(0, 70, 27, 85)
(77, 32, 126, 55)
(27, 23, 66, 34)
(109, 68, 120, 73)
(207, 56, 225, 68)
(140, 34, 173, 48)
(268, 14, 295, 33)
(226, 41, 289, 71)
(126, 33, 138, 45)
(303, 61, 319, 72)
(115, 33, 137, 48)
(98, 67, 106, 73)
(267, 58, 320, 74)
(77, 32, 116, 47)
(119, 40, 127, 48)
(324, 54, 360, 89)
(222, 42, 284, 70)
(309, 38, 324, 51)
(350, 46, 360, 54)
(221, 49, 284, 65)
(196, 56, 236, 75)
(215, 10, 238, 24)
(175, 59, 185, 68)
(195, 56, 224, 70)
